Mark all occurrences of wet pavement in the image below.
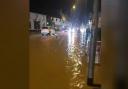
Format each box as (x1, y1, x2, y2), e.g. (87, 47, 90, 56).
(29, 31, 101, 89)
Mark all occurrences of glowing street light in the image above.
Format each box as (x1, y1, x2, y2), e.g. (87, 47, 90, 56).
(72, 5, 76, 10)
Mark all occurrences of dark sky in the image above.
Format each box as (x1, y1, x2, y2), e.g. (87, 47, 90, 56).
(30, 0, 72, 17)
(30, 0, 100, 24)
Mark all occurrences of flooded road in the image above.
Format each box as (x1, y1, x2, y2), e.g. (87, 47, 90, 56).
(29, 31, 101, 89)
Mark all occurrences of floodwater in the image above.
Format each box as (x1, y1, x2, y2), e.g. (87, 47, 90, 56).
(29, 31, 101, 89)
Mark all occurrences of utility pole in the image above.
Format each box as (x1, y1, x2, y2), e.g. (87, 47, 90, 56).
(87, 0, 101, 88)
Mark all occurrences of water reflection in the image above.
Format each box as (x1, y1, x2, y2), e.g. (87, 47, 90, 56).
(66, 29, 86, 89)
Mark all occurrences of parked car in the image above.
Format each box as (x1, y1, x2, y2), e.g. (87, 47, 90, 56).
(41, 27, 49, 36)
(41, 27, 56, 36)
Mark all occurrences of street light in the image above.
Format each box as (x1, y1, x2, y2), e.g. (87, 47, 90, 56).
(72, 4, 76, 10)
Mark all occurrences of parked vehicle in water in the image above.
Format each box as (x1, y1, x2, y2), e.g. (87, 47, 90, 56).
(41, 27, 56, 36)
(41, 27, 49, 36)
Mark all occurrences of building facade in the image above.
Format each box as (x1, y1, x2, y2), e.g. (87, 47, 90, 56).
(30, 12, 66, 31)
(30, 12, 47, 30)
(52, 17, 64, 26)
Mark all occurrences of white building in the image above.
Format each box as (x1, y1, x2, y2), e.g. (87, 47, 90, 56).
(30, 12, 66, 31)
(52, 17, 64, 26)
(30, 12, 46, 30)
(51, 17, 65, 30)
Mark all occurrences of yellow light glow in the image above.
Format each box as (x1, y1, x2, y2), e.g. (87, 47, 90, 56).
(72, 5, 76, 10)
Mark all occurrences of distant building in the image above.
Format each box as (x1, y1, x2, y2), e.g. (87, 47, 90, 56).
(30, 12, 66, 31)
(52, 17, 64, 26)
(30, 12, 46, 31)
(52, 17, 65, 30)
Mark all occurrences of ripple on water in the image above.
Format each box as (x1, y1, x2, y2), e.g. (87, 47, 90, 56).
(65, 31, 86, 89)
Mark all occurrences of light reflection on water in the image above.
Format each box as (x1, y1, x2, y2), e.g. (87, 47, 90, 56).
(65, 30, 86, 89)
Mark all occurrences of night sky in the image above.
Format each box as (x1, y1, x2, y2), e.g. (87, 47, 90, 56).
(30, 0, 72, 17)
(30, 0, 100, 24)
